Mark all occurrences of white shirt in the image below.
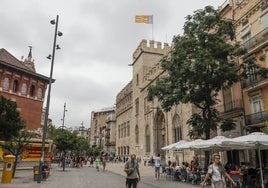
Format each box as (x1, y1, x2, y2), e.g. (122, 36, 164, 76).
(153, 156, 161, 167)
(208, 164, 226, 183)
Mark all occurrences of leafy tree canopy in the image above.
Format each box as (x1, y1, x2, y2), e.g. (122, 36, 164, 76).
(54, 128, 78, 153)
(0, 96, 25, 141)
(147, 6, 267, 139)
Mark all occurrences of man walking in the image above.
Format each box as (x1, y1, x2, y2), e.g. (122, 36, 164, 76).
(124, 154, 140, 188)
(201, 153, 237, 188)
(153, 154, 161, 180)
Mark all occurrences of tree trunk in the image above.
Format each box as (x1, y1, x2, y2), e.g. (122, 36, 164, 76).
(12, 153, 19, 178)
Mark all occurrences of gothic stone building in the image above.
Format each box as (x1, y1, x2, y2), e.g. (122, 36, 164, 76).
(116, 40, 199, 163)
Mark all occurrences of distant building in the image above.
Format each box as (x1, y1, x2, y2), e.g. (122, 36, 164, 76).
(0, 48, 50, 130)
(104, 113, 116, 155)
(90, 107, 115, 149)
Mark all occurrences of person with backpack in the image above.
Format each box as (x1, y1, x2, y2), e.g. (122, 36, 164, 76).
(201, 153, 237, 188)
(124, 154, 140, 188)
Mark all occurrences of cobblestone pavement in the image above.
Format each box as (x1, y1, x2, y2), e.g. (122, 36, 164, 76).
(0, 162, 207, 188)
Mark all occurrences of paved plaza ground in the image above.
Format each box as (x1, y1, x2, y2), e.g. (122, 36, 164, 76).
(0, 162, 206, 188)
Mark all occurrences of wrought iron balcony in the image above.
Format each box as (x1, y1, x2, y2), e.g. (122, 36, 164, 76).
(242, 27, 268, 51)
(241, 71, 268, 89)
(216, 99, 244, 115)
(245, 111, 268, 126)
(105, 141, 116, 146)
(105, 134, 110, 138)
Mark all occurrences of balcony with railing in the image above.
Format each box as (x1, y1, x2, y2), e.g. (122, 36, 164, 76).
(216, 99, 244, 116)
(105, 133, 110, 139)
(241, 71, 268, 89)
(245, 111, 268, 126)
(105, 141, 116, 146)
(242, 27, 268, 51)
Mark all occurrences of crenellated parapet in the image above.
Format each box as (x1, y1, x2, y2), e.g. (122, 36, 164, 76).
(132, 39, 170, 62)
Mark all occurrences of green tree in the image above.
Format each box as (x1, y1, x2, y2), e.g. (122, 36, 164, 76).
(46, 124, 58, 140)
(147, 6, 267, 165)
(88, 146, 101, 157)
(0, 96, 25, 141)
(54, 128, 77, 170)
(73, 136, 90, 156)
(2, 130, 36, 177)
(54, 128, 77, 153)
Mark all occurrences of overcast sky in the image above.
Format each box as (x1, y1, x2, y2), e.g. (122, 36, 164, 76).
(1, 0, 224, 129)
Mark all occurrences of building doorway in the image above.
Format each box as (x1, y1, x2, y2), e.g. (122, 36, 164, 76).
(154, 110, 166, 158)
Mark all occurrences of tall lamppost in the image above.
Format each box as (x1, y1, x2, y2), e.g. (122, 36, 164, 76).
(60, 102, 67, 129)
(79, 121, 85, 136)
(37, 15, 63, 183)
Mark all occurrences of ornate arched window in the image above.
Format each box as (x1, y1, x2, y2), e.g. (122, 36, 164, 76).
(118, 126, 120, 139)
(123, 123, 126, 137)
(127, 146, 130, 155)
(121, 124, 124, 138)
(21, 83, 27, 95)
(173, 114, 182, 142)
(2, 77, 9, 91)
(12, 80, 19, 93)
(30, 85, 35, 97)
(37, 88, 42, 99)
(127, 122, 130, 136)
(145, 125, 150, 152)
(135, 125, 139, 144)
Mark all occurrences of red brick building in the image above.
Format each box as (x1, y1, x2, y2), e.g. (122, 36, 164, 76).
(0, 48, 50, 130)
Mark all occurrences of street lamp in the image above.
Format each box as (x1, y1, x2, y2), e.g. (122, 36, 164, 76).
(60, 102, 67, 129)
(37, 15, 62, 183)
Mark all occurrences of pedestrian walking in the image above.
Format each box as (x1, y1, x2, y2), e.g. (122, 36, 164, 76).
(201, 153, 237, 188)
(89, 157, 94, 167)
(102, 156, 107, 171)
(95, 156, 101, 172)
(153, 154, 161, 180)
(124, 154, 140, 188)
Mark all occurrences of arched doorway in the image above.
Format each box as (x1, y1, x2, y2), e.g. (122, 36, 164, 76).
(154, 109, 165, 157)
(145, 125, 150, 153)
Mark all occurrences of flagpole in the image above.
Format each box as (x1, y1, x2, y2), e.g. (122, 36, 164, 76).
(152, 21, 154, 40)
(151, 15, 154, 40)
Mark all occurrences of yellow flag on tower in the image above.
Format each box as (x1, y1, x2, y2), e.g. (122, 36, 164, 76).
(135, 15, 153, 24)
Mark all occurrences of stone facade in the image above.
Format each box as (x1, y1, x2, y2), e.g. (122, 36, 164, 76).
(0, 48, 49, 130)
(116, 81, 133, 156)
(115, 40, 198, 163)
